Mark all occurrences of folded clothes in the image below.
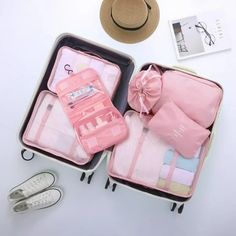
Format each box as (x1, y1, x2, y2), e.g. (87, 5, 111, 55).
(164, 149, 200, 173)
(160, 164, 194, 186)
(157, 178, 190, 195)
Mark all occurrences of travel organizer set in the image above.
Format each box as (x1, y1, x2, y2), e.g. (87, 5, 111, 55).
(19, 34, 223, 211)
(23, 45, 124, 165)
(108, 64, 223, 200)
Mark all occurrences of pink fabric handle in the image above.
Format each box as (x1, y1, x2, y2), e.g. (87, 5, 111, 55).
(127, 128, 148, 178)
(163, 151, 179, 190)
(34, 97, 56, 143)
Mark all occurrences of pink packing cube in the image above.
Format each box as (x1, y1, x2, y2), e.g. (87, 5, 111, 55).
(148, 102, 210, 158)
(109, 110, 169, 187)
(56, 68, 128, 154)
(23, 91, 91, 165)
(47, 46, 121, 97)
(108, 110, 208, 198)
(152, 70, 223, 128)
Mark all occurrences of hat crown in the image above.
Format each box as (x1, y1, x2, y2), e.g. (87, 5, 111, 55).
(111, 0, 148, 29)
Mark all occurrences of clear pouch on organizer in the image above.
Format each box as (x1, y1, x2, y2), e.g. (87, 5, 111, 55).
(56, 68, 128, 154)
(22, 90, 91, 165)
(47, 46, 121, 98)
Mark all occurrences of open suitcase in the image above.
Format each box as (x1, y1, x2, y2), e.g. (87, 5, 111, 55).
(18, 34, 134, 183)
(104, 63, 223, 214)
(19, 34, 223, 213)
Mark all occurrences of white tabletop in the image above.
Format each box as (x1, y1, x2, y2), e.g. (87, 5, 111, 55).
(0, 0, 235, 235)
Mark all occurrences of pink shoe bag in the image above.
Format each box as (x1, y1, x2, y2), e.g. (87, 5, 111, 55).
(152, 70, 223, 128)
(23, 91, 91, 165)
(108, 110, 209, 198)
(48, 46, 121, 97)
(56, 68, 128, 154)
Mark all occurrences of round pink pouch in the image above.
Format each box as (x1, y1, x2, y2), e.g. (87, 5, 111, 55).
(128, 65, 162, 113)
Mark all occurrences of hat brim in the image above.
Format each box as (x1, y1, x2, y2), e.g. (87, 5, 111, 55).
(100, 0, 160, 44)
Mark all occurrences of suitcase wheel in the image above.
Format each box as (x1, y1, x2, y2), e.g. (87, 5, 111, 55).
(87, 172, 94, 184)
(178, 204, 184, 214)
(104, 178, 117, 192)
(80, 172, 86, 181)
(170, 202, 184, 214)
(21, 149, 35, 161)
(105, 178, 110, 189)
(171, 202, 177, 212)
(80, 172, 95, 184)
(112, 183, 117, 192)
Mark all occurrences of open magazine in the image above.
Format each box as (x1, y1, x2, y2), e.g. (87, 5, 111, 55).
(169, 10, 231, 60)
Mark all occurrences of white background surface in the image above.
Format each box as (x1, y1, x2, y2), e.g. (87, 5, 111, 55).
(0, 0, 235, 235)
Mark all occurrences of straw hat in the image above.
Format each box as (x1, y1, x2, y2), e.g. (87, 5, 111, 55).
(100, 0, 160, 44)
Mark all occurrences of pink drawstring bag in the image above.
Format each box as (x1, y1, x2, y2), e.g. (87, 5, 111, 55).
(128, 65, 162, 114)
(148, 102, 210, 158)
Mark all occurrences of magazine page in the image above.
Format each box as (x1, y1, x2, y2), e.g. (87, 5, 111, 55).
(169, 10, 231, 60)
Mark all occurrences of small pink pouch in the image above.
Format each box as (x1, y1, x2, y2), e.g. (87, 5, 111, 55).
(148, 102, 210, 158)
(128, 65, 162, 113)
(152, 70, 223, 128)
(56, 68, 128, 154)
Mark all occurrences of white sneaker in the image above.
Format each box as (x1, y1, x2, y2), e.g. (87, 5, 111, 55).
(12, 188, 62, 213)
(8, 171, 56, 202)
